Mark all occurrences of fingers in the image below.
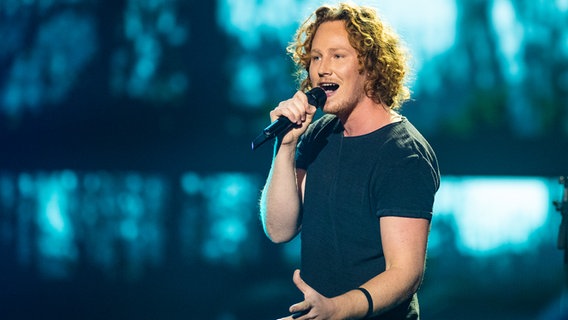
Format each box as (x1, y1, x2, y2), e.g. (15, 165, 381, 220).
(275, 308, 309, 320)
(290, 300, 311, 314)
(292, 269, 309, 293)
(288, 270, 312, 318)
(282, 270, 336, 320)
(270, 91, 316, 125)
(291, 309, 310, 319)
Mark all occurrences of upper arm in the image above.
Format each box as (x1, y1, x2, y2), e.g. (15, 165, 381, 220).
(380, 216, 430, 281)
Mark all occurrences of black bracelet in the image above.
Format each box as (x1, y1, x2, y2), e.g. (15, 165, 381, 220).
(356, 287, 373, 319)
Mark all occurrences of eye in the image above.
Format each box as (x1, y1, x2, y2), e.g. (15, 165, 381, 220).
(311, 55, 321, 61)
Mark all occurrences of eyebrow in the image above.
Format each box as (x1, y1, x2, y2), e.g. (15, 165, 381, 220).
(310, 47, 350, 54)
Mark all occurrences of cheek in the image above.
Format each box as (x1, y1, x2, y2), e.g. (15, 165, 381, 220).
(308, 66, 318, 79)
(308, 75, 320, 88)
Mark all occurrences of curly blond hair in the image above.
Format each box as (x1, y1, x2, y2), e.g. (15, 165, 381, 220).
(287, 3, 411, 110)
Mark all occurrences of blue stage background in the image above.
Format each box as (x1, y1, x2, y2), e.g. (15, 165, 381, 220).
(1, 0, 567, 319)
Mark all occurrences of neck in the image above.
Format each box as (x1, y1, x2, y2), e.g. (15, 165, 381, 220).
(340, 100, 400, 137)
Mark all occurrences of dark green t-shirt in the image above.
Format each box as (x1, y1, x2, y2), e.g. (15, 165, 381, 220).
(296, 114, 440, 319)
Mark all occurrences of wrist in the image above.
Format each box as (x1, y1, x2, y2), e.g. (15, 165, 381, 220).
(332, 289, 371, 320)
(273, 138, 297, 156)
(356, 287, 374, 319)
(276, 135, 299, 147)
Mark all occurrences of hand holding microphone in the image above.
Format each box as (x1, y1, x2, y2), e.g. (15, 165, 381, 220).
(251, 87, 327, 150)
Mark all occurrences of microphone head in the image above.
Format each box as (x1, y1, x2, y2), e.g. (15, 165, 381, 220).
(306, 87, 327, 109)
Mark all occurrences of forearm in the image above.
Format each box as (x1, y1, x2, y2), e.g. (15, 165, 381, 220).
(260, 142, 302, 243)
(364, 267, 423, 316)
(333, 268, 423, 319)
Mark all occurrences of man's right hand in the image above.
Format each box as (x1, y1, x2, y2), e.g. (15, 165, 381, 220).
(269, 90, 318, 146)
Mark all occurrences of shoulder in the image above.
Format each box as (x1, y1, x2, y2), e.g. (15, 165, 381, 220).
(373, 119, 439, 182)
(381, 118, 435, 159)
(385, 119, 440, 184)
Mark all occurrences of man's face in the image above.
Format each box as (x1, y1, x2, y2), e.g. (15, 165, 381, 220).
(309, 20, 367, 116)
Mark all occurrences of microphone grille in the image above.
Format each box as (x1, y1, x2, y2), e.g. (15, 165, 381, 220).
(306, 87, 327, 109)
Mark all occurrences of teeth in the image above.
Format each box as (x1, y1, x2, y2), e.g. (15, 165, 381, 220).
(320, 83, 339, 91)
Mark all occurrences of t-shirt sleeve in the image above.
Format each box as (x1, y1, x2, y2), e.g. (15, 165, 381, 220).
(375, 154, 439, 220)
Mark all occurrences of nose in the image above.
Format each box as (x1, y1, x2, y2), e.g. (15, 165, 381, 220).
(317, 57, 331, 77)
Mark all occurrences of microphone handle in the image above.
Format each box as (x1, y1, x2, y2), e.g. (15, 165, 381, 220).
(251, 116, 293, 150)
(251, 88, 325, 150)
(263, 116, 293, 138)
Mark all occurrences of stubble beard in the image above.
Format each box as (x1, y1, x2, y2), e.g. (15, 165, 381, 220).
(325, 86, 366, 122)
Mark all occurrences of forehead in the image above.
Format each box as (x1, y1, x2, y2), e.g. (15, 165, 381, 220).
(312, 20, 352, 50)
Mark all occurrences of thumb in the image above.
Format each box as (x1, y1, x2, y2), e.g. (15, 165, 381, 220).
(292, 269, 310, 293)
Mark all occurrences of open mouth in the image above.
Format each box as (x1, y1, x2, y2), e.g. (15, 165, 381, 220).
(320, 82, 339, 94)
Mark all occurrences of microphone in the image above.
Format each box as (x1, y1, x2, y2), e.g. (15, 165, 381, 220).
(251, 87, 327, 150)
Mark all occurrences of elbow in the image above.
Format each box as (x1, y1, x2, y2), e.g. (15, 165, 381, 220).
(260, 211, 300, 243)
(410, 275, 423, 295)
(267, 234, 291, 244)
(408, 271, 425, 296)
(389, 266, 424, 300)
(263, 224, 297, 244)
